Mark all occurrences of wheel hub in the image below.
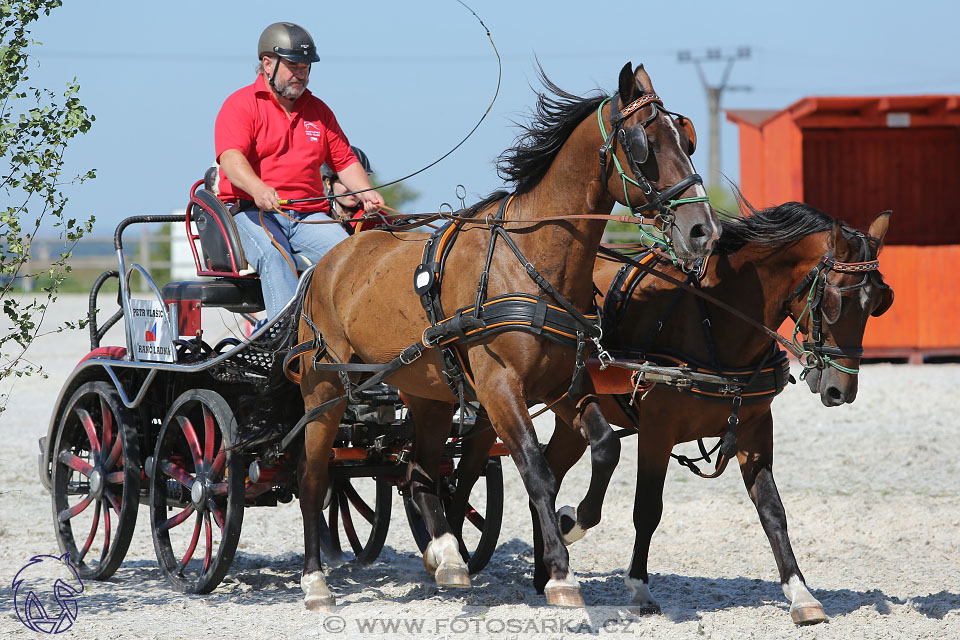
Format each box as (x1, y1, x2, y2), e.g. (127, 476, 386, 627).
(89, 468, 104, 497)
(191, 478, 207, 507)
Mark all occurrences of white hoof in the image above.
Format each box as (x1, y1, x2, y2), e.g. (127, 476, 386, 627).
(625, 576, 661, 614)
(783, 576, 828, 625)
(557, 506, 587, 546)
(544, 574, 584, 607)
(422, 533, 469, 587)
(302, 571, 336, 612)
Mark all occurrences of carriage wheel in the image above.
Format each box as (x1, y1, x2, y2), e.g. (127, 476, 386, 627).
(317, 475, 392, 566)
(149, 389, 244, 593)
(404, 456, 504, 574)
(51, 381, 141, 580)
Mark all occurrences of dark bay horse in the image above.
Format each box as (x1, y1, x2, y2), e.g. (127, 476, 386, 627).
(295, 62, 720, 610)
(535, 204, 893, 623)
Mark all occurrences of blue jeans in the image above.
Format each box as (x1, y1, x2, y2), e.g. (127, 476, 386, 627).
(233, 208, 348, 319)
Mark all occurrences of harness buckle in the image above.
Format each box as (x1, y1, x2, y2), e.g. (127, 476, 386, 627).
(399, 345, 423, 365)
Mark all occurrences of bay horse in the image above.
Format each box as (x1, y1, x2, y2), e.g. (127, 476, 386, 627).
(294, 62, 720, 610)
(531, 203, 893, 623)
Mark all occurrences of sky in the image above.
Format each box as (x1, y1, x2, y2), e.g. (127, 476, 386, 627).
(18, 0, 960, 236)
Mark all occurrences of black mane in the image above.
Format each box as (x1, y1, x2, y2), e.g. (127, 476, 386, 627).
(717, 201, 834, 254)
(496, 68, 608, 194)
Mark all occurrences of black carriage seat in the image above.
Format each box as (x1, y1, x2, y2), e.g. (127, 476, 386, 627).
(162, 279, 265, 315)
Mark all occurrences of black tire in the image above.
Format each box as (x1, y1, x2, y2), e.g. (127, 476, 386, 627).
(149, 389, 244, 593)
(51, 381, 141, 580)
(318, 475, 392, 566)
(404, 456, 504, 574)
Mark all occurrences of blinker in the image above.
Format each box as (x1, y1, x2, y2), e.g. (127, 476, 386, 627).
(619, 124, 649, 166)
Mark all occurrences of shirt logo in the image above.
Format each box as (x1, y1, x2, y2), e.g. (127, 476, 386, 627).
(303, 120, 321, 142)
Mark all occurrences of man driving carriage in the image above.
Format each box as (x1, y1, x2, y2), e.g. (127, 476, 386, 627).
(215, 21, 384, 319)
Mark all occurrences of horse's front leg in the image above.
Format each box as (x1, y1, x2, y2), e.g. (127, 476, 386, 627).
(739, 410, 828, 626)
(298, 375, 348, 612)
(480, 379, 583, 607)
(551, 394, 621, 545)
(404, 396, 470, 588)
(624, 429, 673, 615)
(532, 414, 588, 594)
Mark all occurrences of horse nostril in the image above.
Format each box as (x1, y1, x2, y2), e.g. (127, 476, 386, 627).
(689, 223, 708, 240)
(824, 386, 844, 406)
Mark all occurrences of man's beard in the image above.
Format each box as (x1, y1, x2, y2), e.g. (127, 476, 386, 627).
(275, 77, 306, 100)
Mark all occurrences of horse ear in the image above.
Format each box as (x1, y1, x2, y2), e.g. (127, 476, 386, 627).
(635, 63, 654, 94)
(830, 220, 848, 257)
(868, 210, 891, 245)
(618, 62, 638, 103)
(822, 284, 842, 324)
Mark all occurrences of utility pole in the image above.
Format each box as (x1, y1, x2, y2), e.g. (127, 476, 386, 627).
(677, 47, 751, 189)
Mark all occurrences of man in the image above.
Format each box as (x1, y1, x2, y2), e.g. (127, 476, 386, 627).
(215, 22, 383, 319)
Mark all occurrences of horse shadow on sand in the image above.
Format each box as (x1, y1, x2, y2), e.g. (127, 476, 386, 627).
(67, 540, 960, 623)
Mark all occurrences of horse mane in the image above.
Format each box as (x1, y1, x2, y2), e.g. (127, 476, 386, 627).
(718, 196, 880, 260)
(496, 66, 608, 194)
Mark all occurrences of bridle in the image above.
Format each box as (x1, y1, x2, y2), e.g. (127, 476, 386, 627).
(787, 228, 888, 376)
(596, 93, 708, 237)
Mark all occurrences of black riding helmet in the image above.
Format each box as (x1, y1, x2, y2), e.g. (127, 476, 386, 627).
(321, 146, 373, 181)
(257, 22, 321, 64)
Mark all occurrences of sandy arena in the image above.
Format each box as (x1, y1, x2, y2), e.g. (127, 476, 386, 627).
(1, 294, 958, 639)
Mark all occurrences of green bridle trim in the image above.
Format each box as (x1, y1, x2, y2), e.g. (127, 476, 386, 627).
(791, 271, 860, 377)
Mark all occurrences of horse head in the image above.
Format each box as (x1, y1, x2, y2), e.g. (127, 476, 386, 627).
(601, 62, 720, 260)
(792, 211, 894, 406)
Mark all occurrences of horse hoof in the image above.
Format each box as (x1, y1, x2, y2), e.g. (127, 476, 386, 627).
(435, 563, 471, 589)
(557, 506, 586, 546)
(791, 603, 829, 625)
(305, 594, 337, 612)
(545, 584, 585, 608)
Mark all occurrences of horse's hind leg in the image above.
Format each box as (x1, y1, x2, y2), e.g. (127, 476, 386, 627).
(404, 396, 470, 588)
(445, 413, 498, 554)
(739, 410, 828, 626)
(298, 372, 348, 611)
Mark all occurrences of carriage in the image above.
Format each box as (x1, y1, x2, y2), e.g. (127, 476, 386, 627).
(37, 179, 507, 594)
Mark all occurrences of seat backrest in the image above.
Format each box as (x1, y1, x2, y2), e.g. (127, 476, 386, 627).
(189, 187, 254, 277)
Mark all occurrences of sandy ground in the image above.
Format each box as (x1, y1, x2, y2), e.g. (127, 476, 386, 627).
(1, 294, 958, 639)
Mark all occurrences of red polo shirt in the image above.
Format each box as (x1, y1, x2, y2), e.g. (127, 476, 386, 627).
(215, 74, 357, 213)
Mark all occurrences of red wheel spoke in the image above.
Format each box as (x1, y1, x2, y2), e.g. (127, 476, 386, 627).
(207, 499, 224, 529)
(342, 480, 376, 524)
(465, 504, 485, 531)
(211, 443, 226, 477)
(100, 395, 113, 454)
(106, 471, 125, 485)
(160, 459, 195, 488)
(209, 482, 230, 496)
(202, 405, 215, 464)
(176, 416, 203, 470)
(104, 434, 123, 470)
(58, 451, 93, 477)
(102, 499, 112, 556)
(159, 504, 195, 532)
(58, 494, 93, 522)
(75, 407, 101, 455)
(339, 491, 363, 555)
(104, 488, 122, 515)
(202, 512, 213, 572)
(176, 512, 203, 575)
(77, 501, 102, 563)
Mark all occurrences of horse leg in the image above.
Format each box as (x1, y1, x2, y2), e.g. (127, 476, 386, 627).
(445, 413, 498, 555)
(404, 396, 470, 588)
(740, 411, 828, 625)
(480, 383, 583, 607)
(532, 414, 588, 594)
(624, 433, 673, 615)
(551, 396, 621, 545)
(298, 374, 348, 611)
